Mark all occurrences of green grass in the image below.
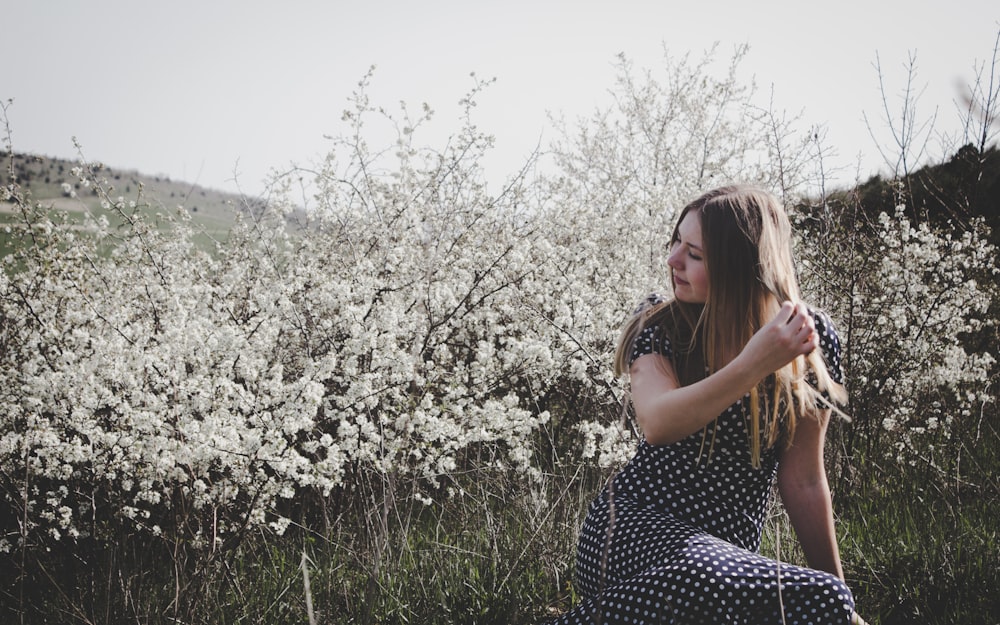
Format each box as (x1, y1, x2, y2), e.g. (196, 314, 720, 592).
(0, 466, 591, 624)
(835, 476, 1000, 625)
(1, 152, 250, 261)
(2, 422, 998, 624)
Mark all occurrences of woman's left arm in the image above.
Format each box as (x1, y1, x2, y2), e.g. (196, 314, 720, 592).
(776, 407, 845, 580)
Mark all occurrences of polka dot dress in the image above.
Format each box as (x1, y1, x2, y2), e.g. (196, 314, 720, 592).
(548, 304, 855, 624)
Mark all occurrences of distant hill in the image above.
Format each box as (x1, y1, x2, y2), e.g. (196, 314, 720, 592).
(794, 143, 1000, 248)
(1, 151, 259, 220)
(1, 151, 271, 257)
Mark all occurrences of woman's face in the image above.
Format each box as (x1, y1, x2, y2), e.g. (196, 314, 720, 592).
(667, 211, 709, 304)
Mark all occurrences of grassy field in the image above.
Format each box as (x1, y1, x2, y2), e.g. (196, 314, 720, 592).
(0, 152, 250, 257)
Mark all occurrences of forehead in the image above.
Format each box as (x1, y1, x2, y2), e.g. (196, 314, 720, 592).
(677, 210, 703, 242)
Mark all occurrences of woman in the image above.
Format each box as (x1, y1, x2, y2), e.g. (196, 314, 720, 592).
(550, 185, 866, 624)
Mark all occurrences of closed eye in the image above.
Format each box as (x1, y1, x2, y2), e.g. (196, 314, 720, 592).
(670, 237, 703, 261)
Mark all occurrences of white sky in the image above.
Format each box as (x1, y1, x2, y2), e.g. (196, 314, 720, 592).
(3, 1, 999, 197)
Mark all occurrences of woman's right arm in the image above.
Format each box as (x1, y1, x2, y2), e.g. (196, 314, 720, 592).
(631, 301, 818, 445)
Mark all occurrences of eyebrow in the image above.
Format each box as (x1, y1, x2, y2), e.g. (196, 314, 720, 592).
(672, 228, 703, 251)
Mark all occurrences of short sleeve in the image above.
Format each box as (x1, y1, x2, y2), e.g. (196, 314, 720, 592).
(632, 292, 667, 315)
(811, 308, 844, 385)
(630, 325, 673, 365)
(628, 293, 672, 366)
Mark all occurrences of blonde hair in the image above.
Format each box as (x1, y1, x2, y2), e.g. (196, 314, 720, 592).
(614, 185, 847, 466)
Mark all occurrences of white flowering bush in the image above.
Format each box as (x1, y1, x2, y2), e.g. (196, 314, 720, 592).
(1, 199, 325, 545)
(1, 111, 548, 552)
(6, 47, 990, 553)
(796, 201, 997, 477)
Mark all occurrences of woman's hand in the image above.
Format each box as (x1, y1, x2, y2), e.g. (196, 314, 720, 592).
(740, 301, 818, 376)
(851, 611, 870, 625)
(630, 301, 819, 446)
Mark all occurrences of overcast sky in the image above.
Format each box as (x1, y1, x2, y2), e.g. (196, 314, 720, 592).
(3, 1, 998, 197)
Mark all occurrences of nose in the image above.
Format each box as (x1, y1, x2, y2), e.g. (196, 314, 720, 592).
(667, 244, 682, 270)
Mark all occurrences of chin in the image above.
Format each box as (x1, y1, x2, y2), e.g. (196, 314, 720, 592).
(675, 291, 706, 305)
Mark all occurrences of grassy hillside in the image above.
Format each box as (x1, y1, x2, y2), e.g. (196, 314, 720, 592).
(1, 152, 260, 257)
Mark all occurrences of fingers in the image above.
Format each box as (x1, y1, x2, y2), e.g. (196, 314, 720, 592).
(746, 301, 819, 375)
(778, 301, 818, 354)
(779, 300, 797, 322)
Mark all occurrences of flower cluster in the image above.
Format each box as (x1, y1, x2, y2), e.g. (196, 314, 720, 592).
(797, 204, 996, 471)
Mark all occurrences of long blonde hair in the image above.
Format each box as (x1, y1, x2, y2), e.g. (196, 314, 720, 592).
(614, 185, 847, 466)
